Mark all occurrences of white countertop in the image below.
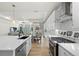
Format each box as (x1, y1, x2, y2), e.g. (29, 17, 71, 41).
(0, 35, 31, 50)
(48, 35, 61, 37)
(59, 43, 79, 56)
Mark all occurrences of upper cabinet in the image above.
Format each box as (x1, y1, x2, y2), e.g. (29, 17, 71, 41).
(55, 2, 72, 23)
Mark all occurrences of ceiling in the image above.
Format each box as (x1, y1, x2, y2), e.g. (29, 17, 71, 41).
(0, 2, 61, 23)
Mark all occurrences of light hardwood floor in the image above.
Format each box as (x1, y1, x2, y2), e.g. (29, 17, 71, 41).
(28, 37, 49, 56)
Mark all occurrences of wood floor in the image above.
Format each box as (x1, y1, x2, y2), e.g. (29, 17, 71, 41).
(28, 37, 49, 56)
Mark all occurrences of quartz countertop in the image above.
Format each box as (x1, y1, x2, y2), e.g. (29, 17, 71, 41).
(59, 43, 79, 56)
(0, 35, 31, 50)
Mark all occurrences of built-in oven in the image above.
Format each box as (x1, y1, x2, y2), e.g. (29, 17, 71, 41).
(49, 40, 58, 56)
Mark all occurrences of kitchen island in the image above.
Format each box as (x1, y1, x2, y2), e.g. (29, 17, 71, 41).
(0, 35, 32, 56)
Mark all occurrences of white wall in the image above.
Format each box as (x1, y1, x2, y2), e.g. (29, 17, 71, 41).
(55, 20, 73, 30)
(44, 10, 56, 36)
(0, 18, 10, 36)
(44, 10, 73, 36)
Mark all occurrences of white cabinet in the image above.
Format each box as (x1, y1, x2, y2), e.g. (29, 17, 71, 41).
(15, 42, 26, 56)
(26, 36, 32, 55)
(72, 2, 79, 28)
(59, 46, 73, 56)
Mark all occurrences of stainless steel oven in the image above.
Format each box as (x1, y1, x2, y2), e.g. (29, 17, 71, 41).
(49, 40, 58, 56)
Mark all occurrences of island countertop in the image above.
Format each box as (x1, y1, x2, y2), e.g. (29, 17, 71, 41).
(0, 35, 31, 50)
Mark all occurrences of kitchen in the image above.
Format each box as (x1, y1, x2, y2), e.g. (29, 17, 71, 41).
(0, 2, 79, 56)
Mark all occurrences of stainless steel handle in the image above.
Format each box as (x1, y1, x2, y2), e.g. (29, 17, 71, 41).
(49, 43, 54, 47)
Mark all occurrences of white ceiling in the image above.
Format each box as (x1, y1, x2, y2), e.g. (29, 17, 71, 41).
(0, 2, 61, 23)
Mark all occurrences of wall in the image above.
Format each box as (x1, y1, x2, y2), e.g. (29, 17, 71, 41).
(44, 10, 56, 36)
(0, 18, 10, 36)
(44, 10, 73, 37)
(55, 20, 73, 31)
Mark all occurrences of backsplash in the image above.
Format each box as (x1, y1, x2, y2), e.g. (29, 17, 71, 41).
(55, 19, 73, 30)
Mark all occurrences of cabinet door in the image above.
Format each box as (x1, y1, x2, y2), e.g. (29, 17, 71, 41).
(26, 37, 32, 55)
(26, 40, 29, 55)
(59, 46, 65, 56)
(59, 46, 72, 56)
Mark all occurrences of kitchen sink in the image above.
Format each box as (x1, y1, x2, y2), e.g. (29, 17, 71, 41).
(18, 36, 29, 39)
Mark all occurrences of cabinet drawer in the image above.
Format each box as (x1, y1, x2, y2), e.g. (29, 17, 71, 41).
(59, 46, 73, 56)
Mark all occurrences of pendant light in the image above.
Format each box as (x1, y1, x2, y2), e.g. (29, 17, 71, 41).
(12, 4, 16, 26)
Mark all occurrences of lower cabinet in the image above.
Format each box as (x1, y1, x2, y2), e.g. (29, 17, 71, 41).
(15, 42, 26, 56)
(59, 46, 73, 56)
(26, 36, 32, 55)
